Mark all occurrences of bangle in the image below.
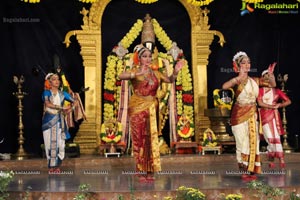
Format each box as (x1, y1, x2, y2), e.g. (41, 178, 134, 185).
(130, 72, 135, 79)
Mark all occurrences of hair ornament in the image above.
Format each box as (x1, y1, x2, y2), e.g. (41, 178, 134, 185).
(232, 51, 248, 62)
(45, 73, 54, 80)
(134, 44, 150, 58)
(261, 69, 269, 76)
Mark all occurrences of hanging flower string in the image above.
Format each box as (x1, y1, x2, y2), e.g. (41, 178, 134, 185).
(120, 20, 143, 49)
(19, 0, 222, 6)
(21, 0, 40, 3)
(152, 19, 173, 51)
(186, 0, 214, 7)
(243, 0, 264, 3)
(134, 0, 158, 4)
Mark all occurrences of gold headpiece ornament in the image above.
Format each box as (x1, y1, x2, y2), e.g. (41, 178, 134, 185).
(141, 13, 155, 51)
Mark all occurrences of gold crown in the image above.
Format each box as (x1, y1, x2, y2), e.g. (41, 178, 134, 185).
(141, 14, 155, 51)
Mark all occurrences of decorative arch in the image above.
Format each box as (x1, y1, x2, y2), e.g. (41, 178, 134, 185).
(64, 0, 225, 154)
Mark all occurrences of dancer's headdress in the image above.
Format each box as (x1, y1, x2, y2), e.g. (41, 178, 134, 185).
(232, 51, 248, 73)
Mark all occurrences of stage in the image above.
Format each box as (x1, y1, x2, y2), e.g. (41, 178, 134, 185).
(1, 152, 300, 200)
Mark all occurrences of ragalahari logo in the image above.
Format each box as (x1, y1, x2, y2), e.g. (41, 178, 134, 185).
(240, 1, 254, 16)
(240, 0, 299, 15)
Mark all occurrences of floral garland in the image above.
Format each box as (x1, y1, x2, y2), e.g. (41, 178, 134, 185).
(152, 19, 173, 50)
(20, 0, 216, 5)
(186, 0, 214, 7)
(21, 0, 40, 3)
(134, 0, 158, 4)
(100, 121, 122, 143)
(243, 0, 264, 3)
(213, 88, 234, 110)
(79, 0, 98, 3)
(120, 20, 143, 49)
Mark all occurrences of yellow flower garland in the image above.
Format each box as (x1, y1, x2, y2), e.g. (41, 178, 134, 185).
(100, 121, 122, 143)
(21, 0, 217, 5)
(186, 0, 214, 7)
(243, 0, 264, 3)
(79, 0, 98, 3)
(120, 20, 143, 49)
(152, 19, 172, 50)
(134, 0, 158, 4)
(21, 0, 40, 3)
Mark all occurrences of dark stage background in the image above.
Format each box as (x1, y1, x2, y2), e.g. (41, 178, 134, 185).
(1, 0, 299, 155)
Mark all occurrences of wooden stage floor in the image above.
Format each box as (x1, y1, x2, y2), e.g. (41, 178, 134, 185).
(1, 152, 300, 200)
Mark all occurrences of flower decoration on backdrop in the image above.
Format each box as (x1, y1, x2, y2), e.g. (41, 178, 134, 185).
(202, 128, 218, 147)
(177, 114, 194, 139)
(243, 0, 264, 3)
(187, 0, 214, 6)
(21, 0, 40, 3)
(100, 119, 122, 143)
(134, 0, 158, 4)
(213, 88, 234, 110)
(20, 0, 264, 6)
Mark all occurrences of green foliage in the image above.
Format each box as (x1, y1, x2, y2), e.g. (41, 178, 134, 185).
(0, 171, 14, 200)
(247, 180, 285, 200)
(290, 191, 300, 200)
(73, 183, 95, 200)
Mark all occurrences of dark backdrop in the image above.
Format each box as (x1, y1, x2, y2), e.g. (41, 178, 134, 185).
(1, 0, 299, 155)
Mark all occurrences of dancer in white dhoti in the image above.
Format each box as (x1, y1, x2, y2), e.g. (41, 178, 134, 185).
(222, 51, 276, 180)
(42, 73, 76, 173)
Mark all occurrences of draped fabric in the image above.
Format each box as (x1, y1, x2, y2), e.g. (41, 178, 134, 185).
(258, 88, 288, 135)
(258, 88, 290, 159)
(231, 77, 261, 174)
(42, 90, 74, 168)
(64, 92, 86, 129)
(128, 69, 161, 173)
